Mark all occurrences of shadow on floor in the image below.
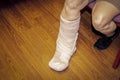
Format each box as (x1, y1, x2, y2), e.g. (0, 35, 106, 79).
(0, 0, 25, 9)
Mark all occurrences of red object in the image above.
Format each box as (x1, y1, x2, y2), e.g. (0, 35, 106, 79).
(87, 1, 120, 69)
(112, 49, 120, 69)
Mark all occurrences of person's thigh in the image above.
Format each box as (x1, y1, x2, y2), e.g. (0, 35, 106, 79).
(92, 1, 120, 30)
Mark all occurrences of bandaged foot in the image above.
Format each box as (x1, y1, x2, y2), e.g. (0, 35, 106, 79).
(49, 16, 80, 71)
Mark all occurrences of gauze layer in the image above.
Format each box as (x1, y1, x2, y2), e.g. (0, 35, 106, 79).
(49, 16, 80, 71)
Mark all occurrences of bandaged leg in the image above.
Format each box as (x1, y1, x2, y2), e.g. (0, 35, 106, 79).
(49, 16, 80, 71)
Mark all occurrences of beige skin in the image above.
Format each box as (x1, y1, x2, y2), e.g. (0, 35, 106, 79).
(61, 0, 120, 37)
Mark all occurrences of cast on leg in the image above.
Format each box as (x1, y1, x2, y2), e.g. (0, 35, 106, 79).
(49, 16, 80, 71)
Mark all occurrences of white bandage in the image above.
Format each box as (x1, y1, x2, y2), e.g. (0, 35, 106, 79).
(49, 16, 80, 71)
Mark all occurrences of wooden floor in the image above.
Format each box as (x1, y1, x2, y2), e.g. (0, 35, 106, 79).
(0, 0, 120, 80)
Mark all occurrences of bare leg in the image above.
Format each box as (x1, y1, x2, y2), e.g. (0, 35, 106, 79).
(61, 0, 88, 20)
(49, 0, 88, 71)
(92, 1, 120, 50)
(92, 1, 119, 37)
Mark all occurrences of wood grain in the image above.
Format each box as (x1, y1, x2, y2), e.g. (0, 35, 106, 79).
(0, 0, 120, 80)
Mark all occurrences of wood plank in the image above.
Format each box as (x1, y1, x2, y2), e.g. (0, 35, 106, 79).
(0, 0, 120, 80)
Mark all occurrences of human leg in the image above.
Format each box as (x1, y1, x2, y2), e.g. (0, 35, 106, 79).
(92, 1, 120, 50)
(49, 0, 88, 71)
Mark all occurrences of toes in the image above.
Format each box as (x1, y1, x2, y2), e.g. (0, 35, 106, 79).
(49, 61, 68, 71)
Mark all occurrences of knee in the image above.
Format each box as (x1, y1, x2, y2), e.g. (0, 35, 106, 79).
(92, 14, 108, 31)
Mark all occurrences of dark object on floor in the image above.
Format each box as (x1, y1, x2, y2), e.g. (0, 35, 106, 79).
(93, 27, 120, 50)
